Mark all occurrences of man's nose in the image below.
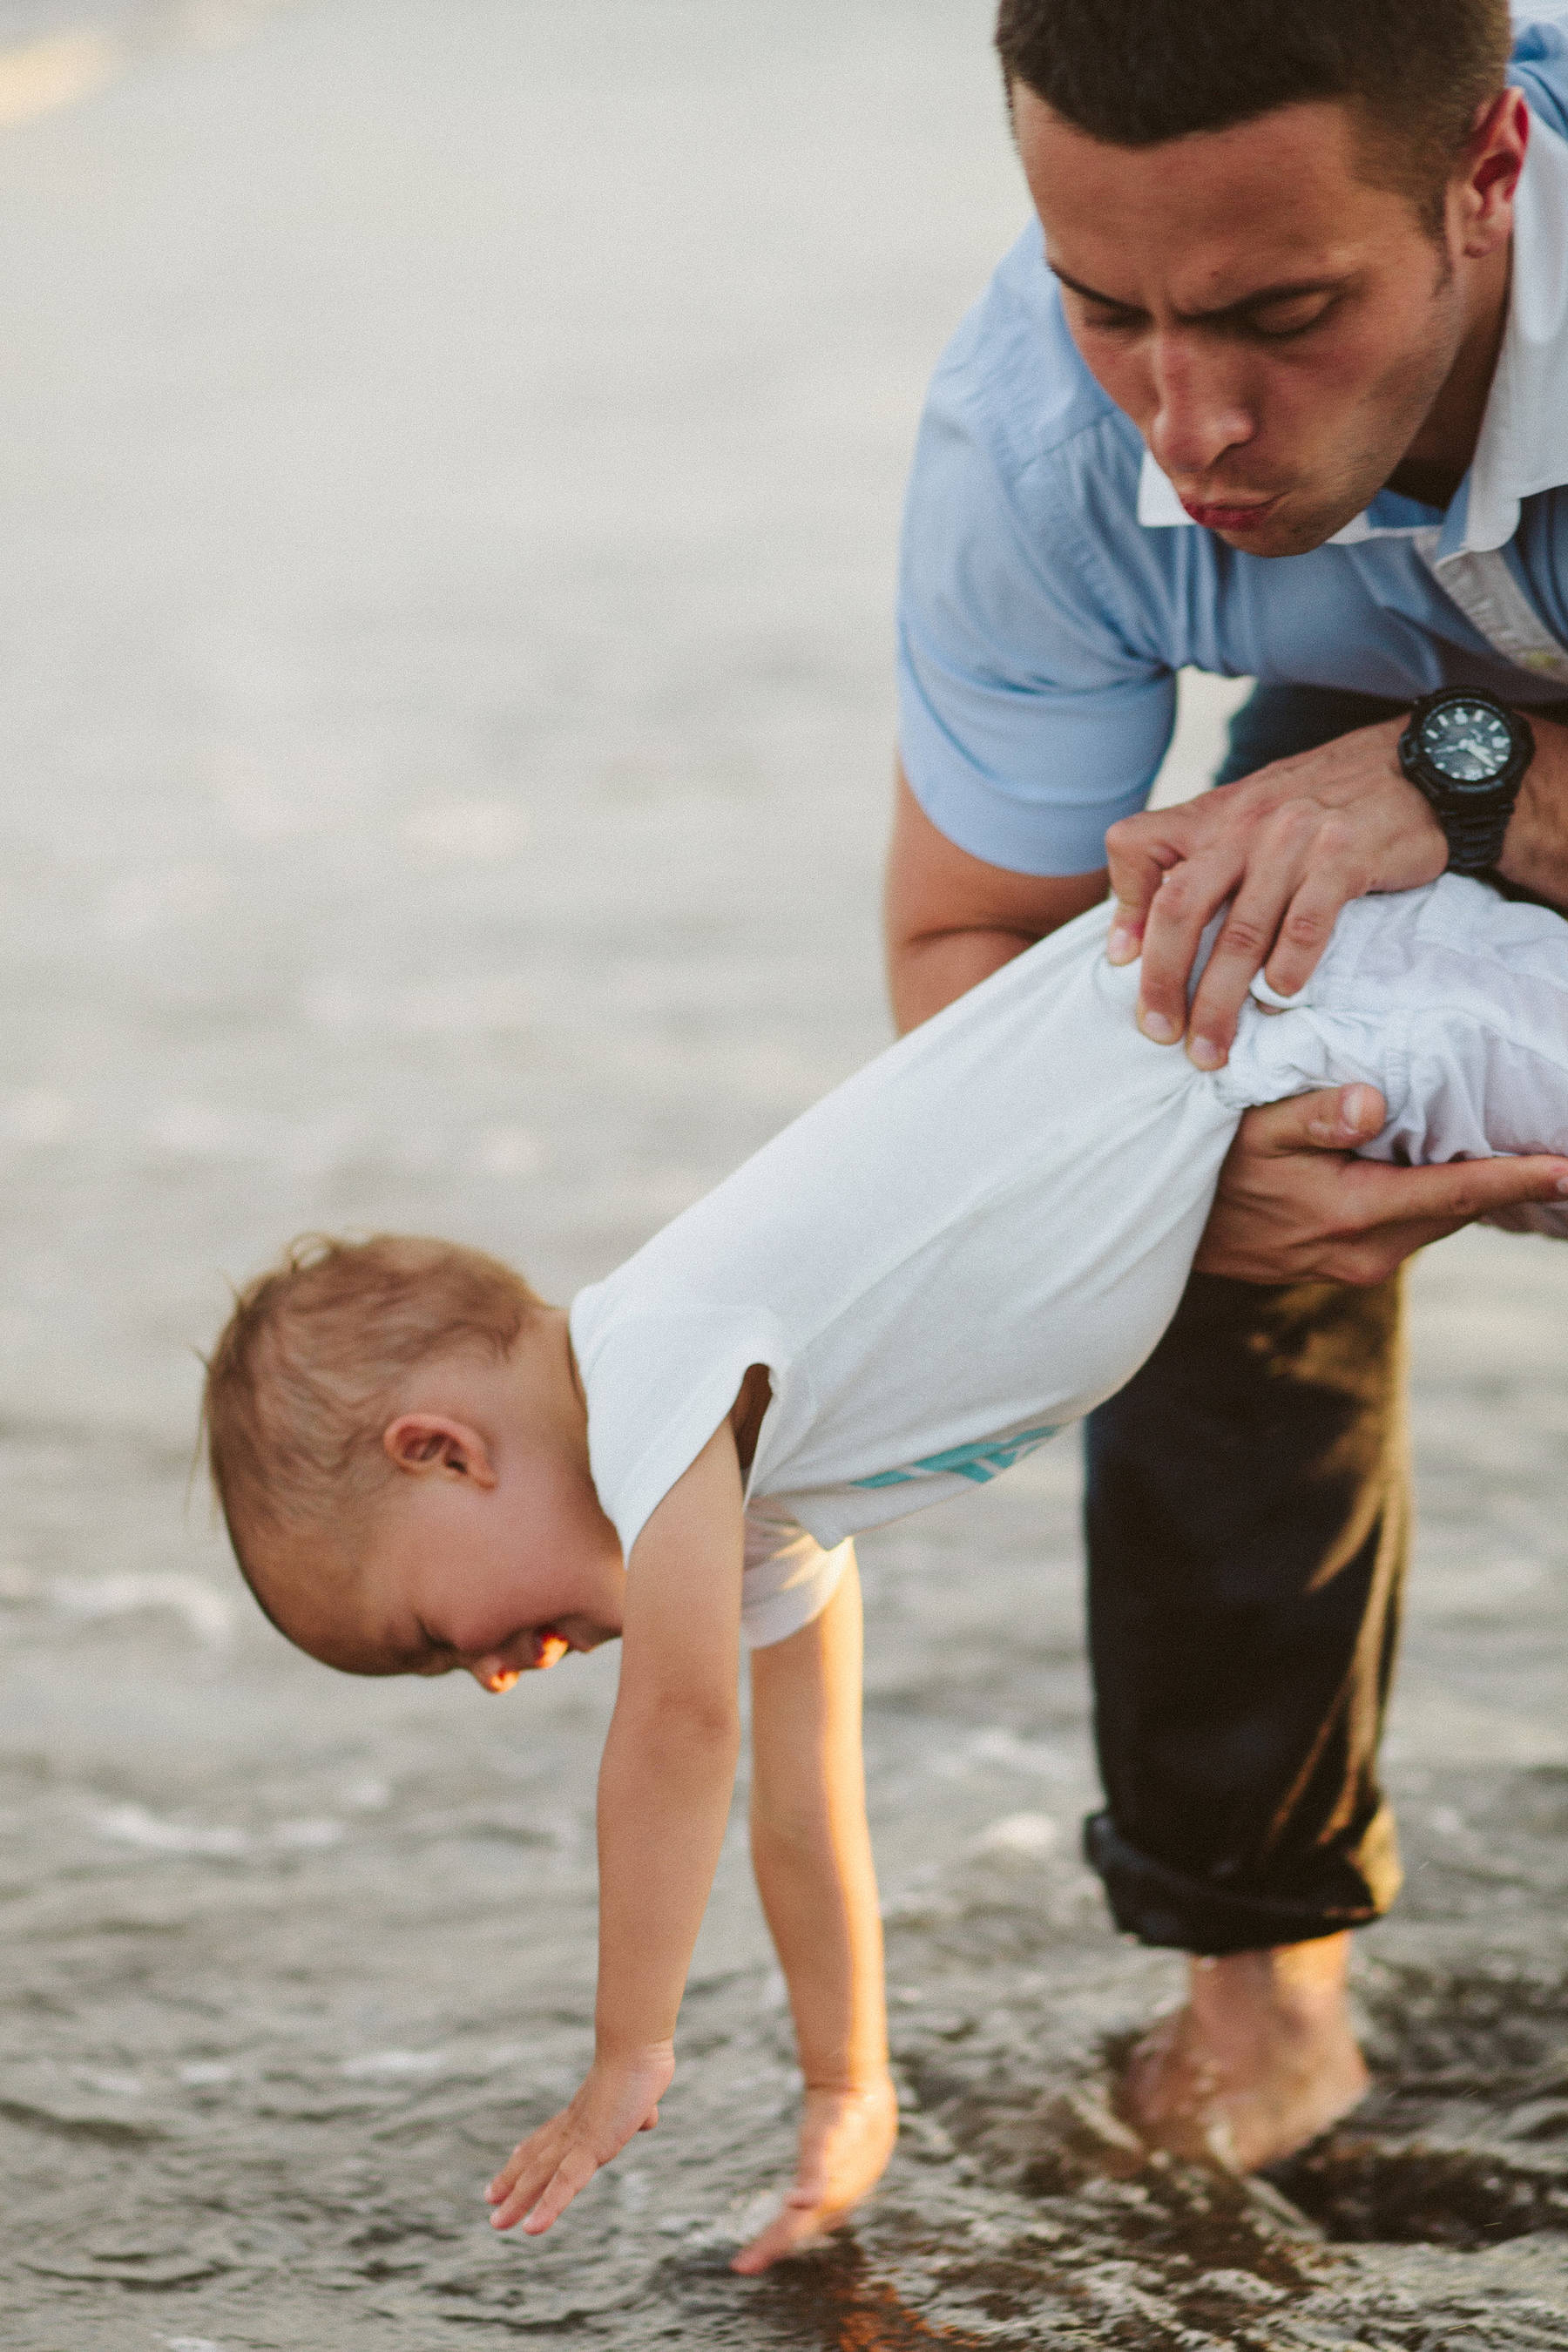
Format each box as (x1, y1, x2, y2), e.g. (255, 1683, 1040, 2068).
(1145, 333, 1254, 483)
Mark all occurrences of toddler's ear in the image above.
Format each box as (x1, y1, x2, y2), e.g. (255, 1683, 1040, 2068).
(382, 1414, 498, 1486)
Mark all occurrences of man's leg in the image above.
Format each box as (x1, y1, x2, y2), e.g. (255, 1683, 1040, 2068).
(1082, 682, 1411, 2168)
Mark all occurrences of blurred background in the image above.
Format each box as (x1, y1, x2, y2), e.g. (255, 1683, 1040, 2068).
(1, 5, 1565, 2346)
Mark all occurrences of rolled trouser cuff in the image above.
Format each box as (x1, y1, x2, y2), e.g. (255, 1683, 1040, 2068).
(1083, 1807, 1402, 1957)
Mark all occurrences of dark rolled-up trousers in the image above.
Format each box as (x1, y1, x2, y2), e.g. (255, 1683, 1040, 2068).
(1083, 682, 1416, 1956)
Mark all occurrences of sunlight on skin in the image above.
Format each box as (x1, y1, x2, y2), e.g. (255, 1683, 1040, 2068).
(471, 1630, 571, 1691)
(475, 1631, 571, 1692)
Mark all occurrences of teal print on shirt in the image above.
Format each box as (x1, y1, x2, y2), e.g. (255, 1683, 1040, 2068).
(851, 1421, 1061, 1490)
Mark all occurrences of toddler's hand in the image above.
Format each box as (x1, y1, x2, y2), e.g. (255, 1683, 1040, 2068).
(487, 2044, 675, 2236)
(731, 2074, 900, 2274)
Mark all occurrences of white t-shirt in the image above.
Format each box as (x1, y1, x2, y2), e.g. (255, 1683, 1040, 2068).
(570, 878, 1568, 1647)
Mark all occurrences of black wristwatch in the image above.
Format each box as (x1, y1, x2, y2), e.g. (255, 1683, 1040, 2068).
(1397, 687, 1534, 875)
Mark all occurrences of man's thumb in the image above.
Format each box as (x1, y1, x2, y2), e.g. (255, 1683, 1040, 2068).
(1261, 1081, 1388, 1152)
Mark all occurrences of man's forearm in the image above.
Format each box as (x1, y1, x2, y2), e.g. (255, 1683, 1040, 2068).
(888, 926, 1044, 1034)
(1497, 712, 1568, 911)
(882, 762, 1108, 1032)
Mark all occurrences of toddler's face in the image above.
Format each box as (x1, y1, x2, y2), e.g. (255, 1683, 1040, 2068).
(381, 1524, 622, 1691)
(294, 1441, 626, 1693)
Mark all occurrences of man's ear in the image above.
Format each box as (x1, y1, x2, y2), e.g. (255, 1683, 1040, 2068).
(382, 1414, 498, 1487)
(1456, 86, 1529, 255)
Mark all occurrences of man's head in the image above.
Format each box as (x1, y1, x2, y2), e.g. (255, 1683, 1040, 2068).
(203, 1233, 625, 1687)
(995, 0, 1525, 553)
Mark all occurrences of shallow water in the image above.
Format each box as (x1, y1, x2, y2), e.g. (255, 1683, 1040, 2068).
(2, 3, 1566, 2345)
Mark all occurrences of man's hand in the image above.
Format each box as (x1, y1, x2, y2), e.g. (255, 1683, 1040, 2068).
(1105, 718, 1444, 1069)
(486, 2045, 674, 2235)
(731, 2076, 900, 2275)
(1197, 1082, 1568, 1285)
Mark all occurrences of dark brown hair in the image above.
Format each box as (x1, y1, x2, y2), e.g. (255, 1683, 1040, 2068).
(995, 0, 1511, 222)
(202, 1233, 541, 1581)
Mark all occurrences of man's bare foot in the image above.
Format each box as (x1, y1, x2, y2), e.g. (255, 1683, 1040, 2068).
(1118, 1935, 1369, 2172)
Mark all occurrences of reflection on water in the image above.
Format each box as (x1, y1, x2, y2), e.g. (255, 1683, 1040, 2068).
(2, 1, 1567, 2346)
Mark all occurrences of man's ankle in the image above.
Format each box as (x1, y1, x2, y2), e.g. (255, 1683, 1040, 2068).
(1186, 1935, 1353, 2029)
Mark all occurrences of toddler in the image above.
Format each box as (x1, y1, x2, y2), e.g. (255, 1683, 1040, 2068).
(204, 875, 1568, 2269)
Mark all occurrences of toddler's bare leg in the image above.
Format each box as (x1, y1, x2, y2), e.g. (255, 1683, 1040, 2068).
(1119, 1934, 1368, 2170)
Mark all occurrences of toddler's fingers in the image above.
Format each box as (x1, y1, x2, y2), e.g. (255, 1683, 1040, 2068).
(783, 2138, 830, 2209)
(488, 2127, 558, 2201)
(731, 2195, 835, 2275)
(488, 2125, 573, 2219)
(518, 2145, 600, 2235)
(490, 2171, 556, 2232)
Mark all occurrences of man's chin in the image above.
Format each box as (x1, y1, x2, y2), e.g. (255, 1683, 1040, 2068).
(1210, 496, 1363, 560)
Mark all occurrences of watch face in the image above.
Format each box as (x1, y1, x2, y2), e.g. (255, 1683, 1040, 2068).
(1418, 699, 1514, 788)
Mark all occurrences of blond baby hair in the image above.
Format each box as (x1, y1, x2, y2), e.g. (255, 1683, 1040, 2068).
(203, 1233, 542, 1583)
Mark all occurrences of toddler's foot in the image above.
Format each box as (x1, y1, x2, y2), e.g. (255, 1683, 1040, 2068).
(1117, 1935, 1369, 2172)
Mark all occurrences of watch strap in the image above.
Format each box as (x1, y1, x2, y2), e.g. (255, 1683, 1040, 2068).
(1440, 803, 1516, 874)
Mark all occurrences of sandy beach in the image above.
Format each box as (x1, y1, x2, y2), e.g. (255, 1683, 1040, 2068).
(2, 4, 1566, 2344)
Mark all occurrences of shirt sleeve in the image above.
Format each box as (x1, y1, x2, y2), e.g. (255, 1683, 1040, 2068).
(896, 348, 1177, 878)
(1514, 15, 1568, 142)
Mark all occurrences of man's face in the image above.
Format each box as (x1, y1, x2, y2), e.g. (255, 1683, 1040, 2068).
(1014, 89, 1467, 556)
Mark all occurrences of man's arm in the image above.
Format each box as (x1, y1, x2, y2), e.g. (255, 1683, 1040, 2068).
(1104, 711, 1568, 1068)
(885, 747, 1568, 1281)
(1194, 1081, 1568, 1286)
(1497, 718, 1568, 908)
(732, 1556, 898, 2275)
(1092, 710, 1568, 1281)
(885, 762, 1106, 1031)
(487, 1425, 746, 2236)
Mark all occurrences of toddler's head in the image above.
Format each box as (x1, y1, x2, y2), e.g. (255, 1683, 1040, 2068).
(203, 1234, 625, 1686)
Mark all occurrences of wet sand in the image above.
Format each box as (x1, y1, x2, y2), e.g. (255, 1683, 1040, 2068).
(2, 4, 1566, 2345)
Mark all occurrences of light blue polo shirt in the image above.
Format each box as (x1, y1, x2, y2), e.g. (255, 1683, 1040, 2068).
(896, 20, 1568, 877)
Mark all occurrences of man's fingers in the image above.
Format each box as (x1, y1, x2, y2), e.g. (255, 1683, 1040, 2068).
(1340, 1150, 1568, 1231)
(1184, 862, 1308, 1068)
(1132, 853, 1245, 1044)
(1259, 843, 1364, 1003)
(1183, 802, 1356, 1066)
(1302, 1155, 1568, 1285)
(1239, 1083, 1390, 1156)
(1104, 814, 1189, 959)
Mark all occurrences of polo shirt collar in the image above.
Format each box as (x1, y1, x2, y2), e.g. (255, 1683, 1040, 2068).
(1137, 105, 1568, 552)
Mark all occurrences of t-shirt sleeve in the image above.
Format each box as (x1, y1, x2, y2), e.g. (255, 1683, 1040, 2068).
(896, 341, 1177, 878)
(571, 1288, 855, 1650)
(740, 1519, 855, 1650)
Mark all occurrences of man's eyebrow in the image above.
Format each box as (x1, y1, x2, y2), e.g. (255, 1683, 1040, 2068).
(1048, 262, 1348, 325)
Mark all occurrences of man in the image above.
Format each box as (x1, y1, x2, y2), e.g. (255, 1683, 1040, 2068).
(886, 0, 1568, 2169)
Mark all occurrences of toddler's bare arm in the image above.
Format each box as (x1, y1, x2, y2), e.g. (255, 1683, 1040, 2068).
(486, 1422, 747, 2235)
(733, 1557, 898, 2274)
